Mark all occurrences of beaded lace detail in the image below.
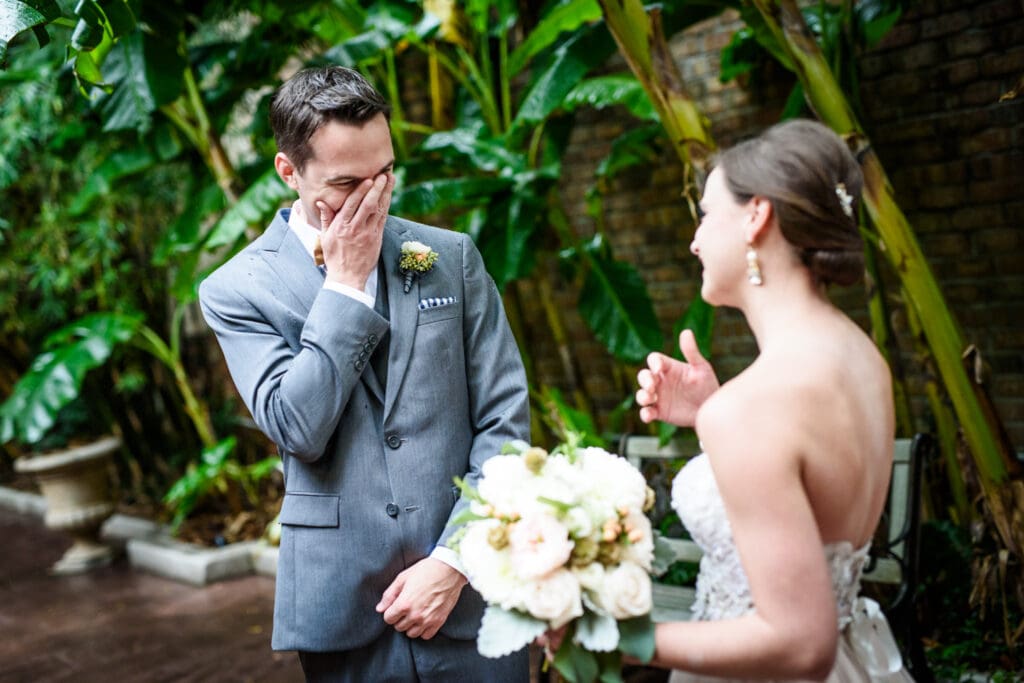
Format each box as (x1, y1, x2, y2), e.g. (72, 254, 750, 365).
(671, 454, 870, 628)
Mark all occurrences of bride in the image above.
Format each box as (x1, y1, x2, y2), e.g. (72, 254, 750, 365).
(635, 119, 914, 681)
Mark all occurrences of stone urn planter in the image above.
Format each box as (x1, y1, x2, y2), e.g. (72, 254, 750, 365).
(14, 435, 119, 574)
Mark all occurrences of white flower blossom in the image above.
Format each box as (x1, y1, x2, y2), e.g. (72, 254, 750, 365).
(508, 513, 573, 578)
(522, 568, 583, 629)
(590, 562, 653, 619)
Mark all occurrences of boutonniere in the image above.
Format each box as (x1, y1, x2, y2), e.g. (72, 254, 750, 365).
(399, 241, 439, 293)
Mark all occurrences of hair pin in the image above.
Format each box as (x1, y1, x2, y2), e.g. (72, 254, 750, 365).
(835, 183, 854, 219)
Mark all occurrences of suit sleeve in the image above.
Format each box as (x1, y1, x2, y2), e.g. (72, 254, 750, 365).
(437, 233, 530, 546)
(199, 277, 389, 463)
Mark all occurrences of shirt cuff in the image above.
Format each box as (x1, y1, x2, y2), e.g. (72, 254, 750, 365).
(324, 281, 375, 309)
(430, 546, 466, 578)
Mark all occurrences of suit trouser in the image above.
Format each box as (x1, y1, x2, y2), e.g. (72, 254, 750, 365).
(297, 628, 529, 683)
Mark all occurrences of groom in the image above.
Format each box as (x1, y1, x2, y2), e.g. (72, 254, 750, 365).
(198, 66, 530, 682)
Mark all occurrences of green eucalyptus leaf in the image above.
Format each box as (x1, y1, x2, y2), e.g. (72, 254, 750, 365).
(476, 606, 545, 658)
(651, 532, 679, 576)
(0, 312, 142, 445)
(205, 168, 291, 249)
(577, 240, 663, 363)
(617, 613, 656, 663)
(553, 637, 599, 683)
(575, 608, 619, 652)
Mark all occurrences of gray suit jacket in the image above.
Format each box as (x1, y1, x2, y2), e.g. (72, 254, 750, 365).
(198, 210, 529, 652)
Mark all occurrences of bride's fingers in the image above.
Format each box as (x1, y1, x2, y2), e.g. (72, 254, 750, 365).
(639, 405, 657, 424)
(636, 387, 657, 408)
(679, 329, 707, 367)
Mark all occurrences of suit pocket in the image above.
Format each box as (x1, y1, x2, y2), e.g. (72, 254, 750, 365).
(279, 492, 340, 527)
(417, 302, 461, 325)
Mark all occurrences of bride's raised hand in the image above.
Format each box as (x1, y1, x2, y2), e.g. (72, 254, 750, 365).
(636, 329, 719, 427)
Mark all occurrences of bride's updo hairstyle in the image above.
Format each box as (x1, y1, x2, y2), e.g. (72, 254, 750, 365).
(715, 119, 865, 287)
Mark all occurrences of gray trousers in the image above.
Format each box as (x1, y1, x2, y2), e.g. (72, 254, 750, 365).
(298, 629, 529, 682)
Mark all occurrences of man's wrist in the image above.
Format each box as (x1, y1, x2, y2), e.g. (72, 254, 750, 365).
(430, 546, 467, 580)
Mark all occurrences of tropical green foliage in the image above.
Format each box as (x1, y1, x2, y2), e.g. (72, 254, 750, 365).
(163, 436, 279, 531)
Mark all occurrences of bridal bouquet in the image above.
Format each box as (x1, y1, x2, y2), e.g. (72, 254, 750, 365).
(452, 437, 669, 682)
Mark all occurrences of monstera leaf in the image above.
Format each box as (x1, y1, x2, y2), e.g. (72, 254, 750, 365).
(0, 312, 142, 446)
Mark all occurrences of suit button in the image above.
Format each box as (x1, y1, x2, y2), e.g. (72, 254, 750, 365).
(354, 360, 365, 370)
(363, 342, 374, 352)
(386, 434, 401, 450)
(386, 503, 399, 518)
(368, 334, 378, 344)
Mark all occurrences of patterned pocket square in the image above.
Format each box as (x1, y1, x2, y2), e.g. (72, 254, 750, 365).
(418, 296, 457, 311)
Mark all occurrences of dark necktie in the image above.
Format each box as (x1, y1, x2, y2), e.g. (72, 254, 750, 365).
(371, 268, 389, 388)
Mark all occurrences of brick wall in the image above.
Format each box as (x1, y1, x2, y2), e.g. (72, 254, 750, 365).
(536, 1, 1024, 446)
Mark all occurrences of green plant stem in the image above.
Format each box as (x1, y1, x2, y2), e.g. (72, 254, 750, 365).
(132, 324, 216, 448)
(182, 64, 240, 203)
(383, 50, 408, 160)
(499, 29, 511, 131)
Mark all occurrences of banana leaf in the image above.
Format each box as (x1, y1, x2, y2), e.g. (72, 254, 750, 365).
(0, 0, 60, 63)
(577, 235, 664, 363)
(0, 312, 142, 445)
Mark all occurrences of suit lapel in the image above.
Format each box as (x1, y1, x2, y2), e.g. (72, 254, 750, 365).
(380, 223, 419, 423)
(260, 210, 387, 404)
(260, 211, 324, 315)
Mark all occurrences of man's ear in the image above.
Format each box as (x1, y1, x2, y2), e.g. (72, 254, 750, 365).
(745, 196, 773, 244)
(274, 152, 300, 191)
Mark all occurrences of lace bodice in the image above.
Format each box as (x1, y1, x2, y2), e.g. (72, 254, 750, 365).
(671, 453, 870, 628)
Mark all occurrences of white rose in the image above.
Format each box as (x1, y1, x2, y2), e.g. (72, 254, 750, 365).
(508, 513, 573, 578)
(478, 455, 533, 513)
(401, 240, 431, 254)
(572, 562, 606, 592)
(589, 562, 652, 619)
(523, 568, 584, 628)
(564, 505, 594, 539)
(577, 447, 648, 513)
(459, 520, 524, 609)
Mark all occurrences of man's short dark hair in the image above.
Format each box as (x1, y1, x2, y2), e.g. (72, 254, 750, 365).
(269, 66, 391, 173)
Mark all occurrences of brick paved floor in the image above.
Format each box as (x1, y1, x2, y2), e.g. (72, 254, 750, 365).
(0, 507, 303, 683)
(0, 507, 668, 683)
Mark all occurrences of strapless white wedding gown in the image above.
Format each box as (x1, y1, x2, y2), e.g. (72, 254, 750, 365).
(668, 454, 915, 682)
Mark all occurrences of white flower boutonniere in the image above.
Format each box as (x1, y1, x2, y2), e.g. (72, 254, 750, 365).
(399, 241, 439, 293)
